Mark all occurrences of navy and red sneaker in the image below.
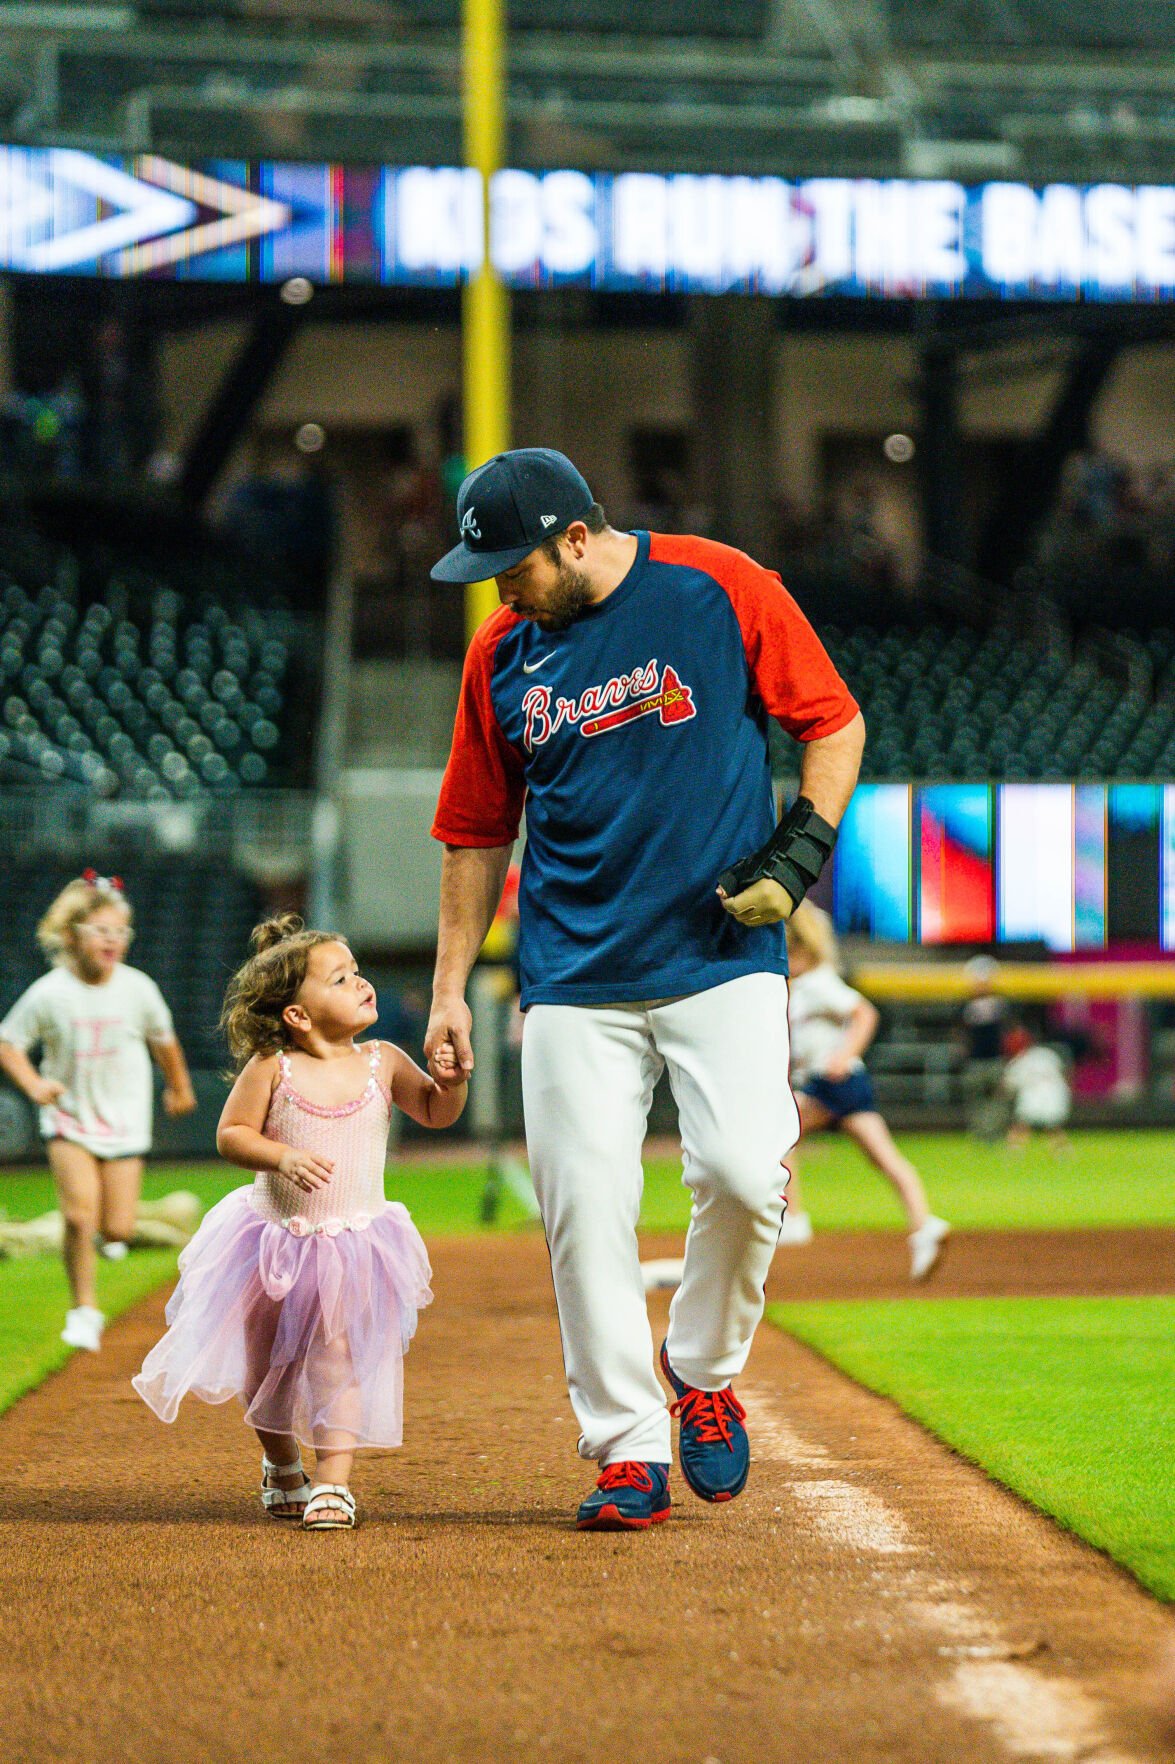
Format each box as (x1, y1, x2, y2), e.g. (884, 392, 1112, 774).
(576, 1461, 671, 1531)
(660, 1340, 750, 1504)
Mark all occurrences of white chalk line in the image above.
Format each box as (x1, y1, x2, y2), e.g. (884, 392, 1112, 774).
(739, 1384, 831, 1465)
(789, 1480, 916, 1555)
(940, 1662, 1143, 1764)
(741, 1386, 1149, 1764)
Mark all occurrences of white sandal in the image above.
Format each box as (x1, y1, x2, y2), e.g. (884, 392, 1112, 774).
(303, 1483, 356, 1530)
(260, 1454, 312, 1520)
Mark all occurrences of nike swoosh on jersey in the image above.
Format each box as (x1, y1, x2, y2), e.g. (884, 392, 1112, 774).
(522, 653, 556, 674)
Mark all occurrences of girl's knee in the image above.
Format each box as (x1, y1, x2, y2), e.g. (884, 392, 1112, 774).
(316, 1331, 354, 1369)
(61, 1199, 99, 1233)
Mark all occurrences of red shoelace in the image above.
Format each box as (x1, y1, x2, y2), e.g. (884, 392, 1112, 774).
(669, 1385, 747, 1447)
(596, 1461, 656, 1493)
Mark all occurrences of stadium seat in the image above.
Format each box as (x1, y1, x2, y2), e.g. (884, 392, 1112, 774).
(817, 611, 1175, 783)
(0, 542, 312, 797)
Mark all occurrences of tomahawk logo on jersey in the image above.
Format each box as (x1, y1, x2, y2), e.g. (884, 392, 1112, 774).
(432, 531, 858, 1008)
(521, 659, 696, 749)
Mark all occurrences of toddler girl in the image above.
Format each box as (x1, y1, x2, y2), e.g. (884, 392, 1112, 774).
(134, 915, 467, 1530)
(0, 872, 196, 1352)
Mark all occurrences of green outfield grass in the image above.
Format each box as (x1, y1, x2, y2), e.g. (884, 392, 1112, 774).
(645, 1129, 1175, 1235)
(0, 1159, 536, 1233)
(0, 1158, 535, 1418)
(768, 1295, 1175, 1603)
(2, 1130, 1172, 1426)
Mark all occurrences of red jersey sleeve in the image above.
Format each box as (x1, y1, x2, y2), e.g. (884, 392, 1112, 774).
(649, 534, 859, 742)
(432, 609, 526, 847)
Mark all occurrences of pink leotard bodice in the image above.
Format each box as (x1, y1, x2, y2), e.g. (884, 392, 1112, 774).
(250, 1043, 392, 1236)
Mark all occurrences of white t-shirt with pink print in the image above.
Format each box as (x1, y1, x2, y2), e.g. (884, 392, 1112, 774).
(0, 964, 174, 1157)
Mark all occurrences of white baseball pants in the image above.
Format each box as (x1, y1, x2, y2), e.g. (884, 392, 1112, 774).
(521, 972, 798, 1467)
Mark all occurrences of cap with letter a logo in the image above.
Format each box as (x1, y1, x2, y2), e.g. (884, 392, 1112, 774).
(431, 447, 594, 584)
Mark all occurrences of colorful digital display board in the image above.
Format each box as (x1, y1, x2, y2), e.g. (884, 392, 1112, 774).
(2, 148, 1174, 298)
(829, 783, 1175, 949)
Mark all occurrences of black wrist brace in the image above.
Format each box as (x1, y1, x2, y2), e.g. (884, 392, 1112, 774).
(717, 795, 838, 908)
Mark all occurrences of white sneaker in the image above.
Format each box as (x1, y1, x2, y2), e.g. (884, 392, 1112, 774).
(777, 1209, 814, 1246)
(909, 1216, 950, 1281)
(640, 1257, 685, 1293)
(99, 1239, 129, 1262)
(61, 1305, 105, 1351)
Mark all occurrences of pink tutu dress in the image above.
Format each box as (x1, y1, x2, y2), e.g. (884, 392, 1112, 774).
(133, 1043, 431, 1450)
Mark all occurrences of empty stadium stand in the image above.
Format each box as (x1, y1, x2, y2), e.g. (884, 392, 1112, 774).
(0, 528, 316, 797)
(886, 0, 1175, 51)
(824, 615, 1175, 783)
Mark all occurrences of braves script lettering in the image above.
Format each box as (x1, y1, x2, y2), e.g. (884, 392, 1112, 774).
(522, 659, 696, 751)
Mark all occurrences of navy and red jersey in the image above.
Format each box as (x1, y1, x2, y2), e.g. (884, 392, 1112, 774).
(432, 530, 858, 1008)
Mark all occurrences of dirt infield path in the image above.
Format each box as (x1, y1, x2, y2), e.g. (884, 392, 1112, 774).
(761, 1226, 1175, 1301)
(2, 1235, 1172, 1764)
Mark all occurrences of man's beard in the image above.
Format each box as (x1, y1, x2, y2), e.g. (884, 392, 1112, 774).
(531, 558, 594, 631)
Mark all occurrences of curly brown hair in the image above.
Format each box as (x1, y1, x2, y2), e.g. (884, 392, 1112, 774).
(220, 914, 347, 1069)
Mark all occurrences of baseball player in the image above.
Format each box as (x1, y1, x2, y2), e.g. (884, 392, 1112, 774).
(425, 448, 864, 1530)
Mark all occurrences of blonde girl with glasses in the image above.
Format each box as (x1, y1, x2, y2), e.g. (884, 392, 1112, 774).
(0, 873, 196, 1351)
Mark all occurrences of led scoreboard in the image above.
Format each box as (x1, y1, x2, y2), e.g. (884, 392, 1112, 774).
(2, 148, 1174, 299)
(830, 784, 1175, 950)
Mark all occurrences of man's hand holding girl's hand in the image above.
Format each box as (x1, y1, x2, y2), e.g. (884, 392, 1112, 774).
(428, 1043, 469, 1091)
(277, 1147, 335, 1192)
(424, 994, 475, 1091)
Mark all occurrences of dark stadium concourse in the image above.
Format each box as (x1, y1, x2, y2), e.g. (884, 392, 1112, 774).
(1, 0, 1173, 182)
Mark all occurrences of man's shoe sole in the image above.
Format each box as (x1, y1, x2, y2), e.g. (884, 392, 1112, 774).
(678, 1461, 749, 1504)
(577, 1503, 671, 1531)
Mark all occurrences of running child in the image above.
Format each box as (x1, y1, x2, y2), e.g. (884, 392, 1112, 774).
(1001, 1023, 1072, 1151)
(134, 915, 467, 1531)
(0, 872, 196, 1352)
(785, 902, 949, 1281)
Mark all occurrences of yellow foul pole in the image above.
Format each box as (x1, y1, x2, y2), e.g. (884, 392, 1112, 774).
(462, 0, 510, 642)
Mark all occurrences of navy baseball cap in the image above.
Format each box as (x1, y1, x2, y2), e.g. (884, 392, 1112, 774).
(431, 447, 594, 584)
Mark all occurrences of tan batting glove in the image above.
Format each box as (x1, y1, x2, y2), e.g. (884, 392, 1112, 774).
(717, 876, 795, 927)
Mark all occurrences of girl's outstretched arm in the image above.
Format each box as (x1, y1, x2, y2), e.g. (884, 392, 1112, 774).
(217, 1054, 334, 1192)
(385, 1043, 468, 1131)
(149, 1034, 197, 1116)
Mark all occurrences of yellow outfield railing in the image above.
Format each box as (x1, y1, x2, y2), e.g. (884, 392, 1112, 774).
(853, 962, 1175, 1002)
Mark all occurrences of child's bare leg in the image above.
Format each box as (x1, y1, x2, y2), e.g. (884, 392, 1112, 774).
(842, 1111, 930, 1231)
(309, 1330, 359, 1511)
(99, 1157, 143, 1247)
(784, 1094, 834, 1214)
(313, 1441, 356, 1489)
(48, 1140, 100, 1307)
(256, 1428, 308, 1509)
(245, 1302, 307, 1514)
(797, 1092, 834, 1137)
